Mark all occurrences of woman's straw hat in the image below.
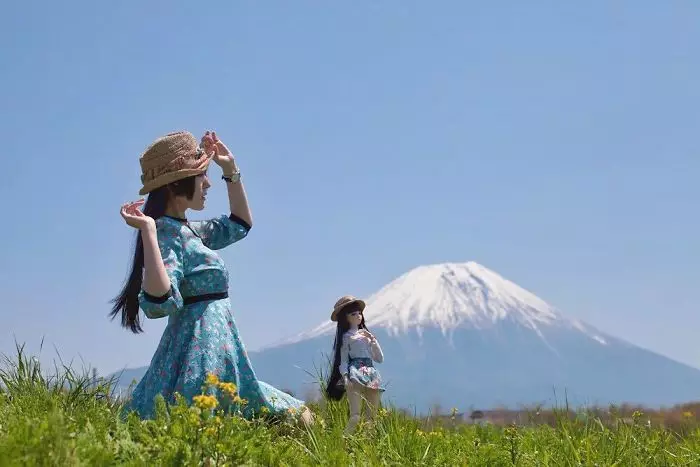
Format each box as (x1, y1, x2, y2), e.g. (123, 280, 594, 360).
(330, 295, 366, 322)
(138, 131, 211, 195)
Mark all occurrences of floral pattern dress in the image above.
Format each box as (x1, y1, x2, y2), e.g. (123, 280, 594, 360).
(123, 214, 305, 419)
(339, 329, 386, 392)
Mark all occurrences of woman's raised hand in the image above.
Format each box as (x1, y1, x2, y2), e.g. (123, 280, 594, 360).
(120, 199, 155, 231)
(360, 329, 376, 342)
(200, 130, 236, 172)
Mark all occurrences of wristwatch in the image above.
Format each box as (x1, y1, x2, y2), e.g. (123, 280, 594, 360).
(222, 170, 241, 184)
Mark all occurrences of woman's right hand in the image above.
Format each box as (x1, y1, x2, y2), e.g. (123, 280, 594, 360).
(120, 199, 156, 231)
(360, 329, 376, 343)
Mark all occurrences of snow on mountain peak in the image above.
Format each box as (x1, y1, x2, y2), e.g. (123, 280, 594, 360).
(271, 261, 607, 347)
(363, 261, 560, 333)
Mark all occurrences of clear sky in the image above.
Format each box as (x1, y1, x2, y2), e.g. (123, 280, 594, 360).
(1, 1, 698, 376)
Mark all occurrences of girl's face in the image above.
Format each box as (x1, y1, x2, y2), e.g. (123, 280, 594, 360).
(346, 309, 363, 327)
(175, 172, 211, 211)
(190, 172, 211, 211)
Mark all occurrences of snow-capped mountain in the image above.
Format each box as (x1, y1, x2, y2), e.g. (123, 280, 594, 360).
(277, 261, 607, 347)
(110, 261, 700, 413)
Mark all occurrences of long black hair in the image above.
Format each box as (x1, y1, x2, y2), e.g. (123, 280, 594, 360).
(325, 302, 369, 401)
(109, 176, 196, 333)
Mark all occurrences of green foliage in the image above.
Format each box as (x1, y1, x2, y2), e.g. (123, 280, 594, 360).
(1, 344, 699, 465)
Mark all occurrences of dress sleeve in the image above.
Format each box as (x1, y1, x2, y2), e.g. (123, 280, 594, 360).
(138, 224, 185, 319)
(189, 213, 250, 250)
(370, 338, 384, 363)
(339, 334, 350, 377)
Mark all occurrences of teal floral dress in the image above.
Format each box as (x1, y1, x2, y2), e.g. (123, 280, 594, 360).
(124, 214, 305, 419)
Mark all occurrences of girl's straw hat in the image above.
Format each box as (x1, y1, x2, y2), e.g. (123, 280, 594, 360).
(138, 131, 211, 195)
(330, 295, 366, 322)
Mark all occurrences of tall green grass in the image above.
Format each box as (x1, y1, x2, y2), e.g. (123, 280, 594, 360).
(1, 343, 699, 465)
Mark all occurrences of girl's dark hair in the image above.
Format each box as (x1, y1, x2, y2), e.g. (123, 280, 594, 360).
(325, 302, 368, 401)
(109, 176, 197, 333)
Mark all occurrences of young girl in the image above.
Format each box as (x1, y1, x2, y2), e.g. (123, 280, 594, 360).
(112, 130, 311, 424)
(325, 295, 385, 434)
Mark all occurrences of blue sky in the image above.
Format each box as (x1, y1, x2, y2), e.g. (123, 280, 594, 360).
(0, 1, 698, 376)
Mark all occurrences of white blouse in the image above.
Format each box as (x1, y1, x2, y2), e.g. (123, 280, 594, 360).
(339, 328, 384, 376)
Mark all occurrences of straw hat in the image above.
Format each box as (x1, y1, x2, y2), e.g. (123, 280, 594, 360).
(330, 295, 366, 322)
(138, 131, 211, 195)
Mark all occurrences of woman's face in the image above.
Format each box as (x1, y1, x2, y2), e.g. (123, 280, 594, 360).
(346, 308, 363, 327)
(178, 172, 211, 211)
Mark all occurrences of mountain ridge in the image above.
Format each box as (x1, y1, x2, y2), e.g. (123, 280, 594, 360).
(108, 260, 700, 412)
(268, 261, 609, 349)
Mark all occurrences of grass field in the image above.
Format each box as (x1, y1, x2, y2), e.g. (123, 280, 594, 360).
(1, 345, 699, 466)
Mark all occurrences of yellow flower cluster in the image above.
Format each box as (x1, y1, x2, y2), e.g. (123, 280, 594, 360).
(192, 394, 218, 411)
(232, 395, 248, 405)
(190, 373, 254, 415)
(204, 373, 241, 400)
(205, 373, 220, 386)
(218, 382, 238, 397)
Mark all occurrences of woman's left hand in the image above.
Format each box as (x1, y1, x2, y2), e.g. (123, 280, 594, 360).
(201, 131, 237, 172)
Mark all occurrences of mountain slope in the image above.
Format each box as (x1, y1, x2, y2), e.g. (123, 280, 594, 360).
(271, 261, 608, 348)
(109, 261, 700, 412)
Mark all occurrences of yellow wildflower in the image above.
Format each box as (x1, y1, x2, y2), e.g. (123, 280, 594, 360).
(260, 406, 270, 414)
(683, 411, 694, 419)
(193, 394, 218, 411)
(205, 373, 220, 386)
(231, 395, 248, 406)
(217, 382, 238, 397)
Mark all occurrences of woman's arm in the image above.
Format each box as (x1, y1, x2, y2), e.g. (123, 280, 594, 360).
(120, 199, 185, 318)
(202, 130, 253, 229)
(370, 337, 384, 363)
(139, 221, 186, 318)
(223, 165, 253, 229)
(362, 329, 384, 363)
(141, 223, 171, 297)
(339, 334, 350, 378)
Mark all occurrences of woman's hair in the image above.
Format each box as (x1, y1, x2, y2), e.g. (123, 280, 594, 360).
(324, 302, 368, 401)
(109, 176, 197, 333)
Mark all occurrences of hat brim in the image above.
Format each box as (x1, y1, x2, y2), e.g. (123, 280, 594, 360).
(330, 299, 366, 322)
(139, 162, 211, 196)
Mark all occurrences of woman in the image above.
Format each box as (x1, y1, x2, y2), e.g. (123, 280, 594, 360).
(112, 130, 309, 421)
(325, 295, 385, 434)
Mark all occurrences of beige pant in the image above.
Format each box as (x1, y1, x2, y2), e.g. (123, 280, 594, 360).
(345, 380, 381, 434)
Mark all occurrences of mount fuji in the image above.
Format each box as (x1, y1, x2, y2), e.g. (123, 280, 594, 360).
(110, 262, 700, 413)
